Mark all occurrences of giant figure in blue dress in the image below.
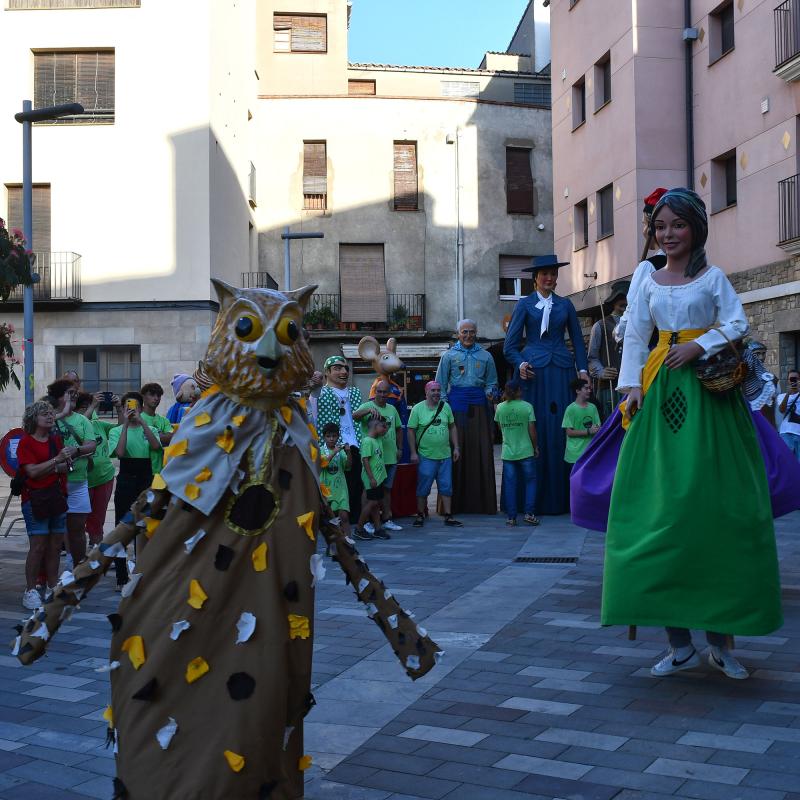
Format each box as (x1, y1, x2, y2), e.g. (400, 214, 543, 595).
(503, 255, 589, 515)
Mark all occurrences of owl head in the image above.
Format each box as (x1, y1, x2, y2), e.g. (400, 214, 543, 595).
(203, 280, 317, 405)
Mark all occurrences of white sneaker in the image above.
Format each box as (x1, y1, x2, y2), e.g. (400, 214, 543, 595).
(650, 647, 701, 677)
(22, 588, 42, 610)
(383, 520, 403, 531)
(364, 522, 375, 534)
(708, 647, 749, 680)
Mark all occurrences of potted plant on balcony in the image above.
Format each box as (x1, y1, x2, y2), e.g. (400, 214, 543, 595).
(390, 303, 409, 332)
(318, 306, 338, 331)
(0, 219, 34, 392)
(303, 308, 321, 330)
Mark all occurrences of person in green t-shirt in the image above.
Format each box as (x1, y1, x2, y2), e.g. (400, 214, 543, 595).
(140, 382, 175, 475)
(353, 380, 403, 533)
(495, 379, 540, 526)
(407, 381, 462, 529)
(49, 379, 98, 567)
(354, 417, 390, 541)
(320, 422, 352, 554)
(562, 378, 601, 466)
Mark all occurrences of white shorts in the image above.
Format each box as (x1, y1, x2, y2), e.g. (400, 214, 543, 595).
(66, 480, 91, 514)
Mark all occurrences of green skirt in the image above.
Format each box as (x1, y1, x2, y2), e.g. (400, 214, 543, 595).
(601, 364, 782, 635)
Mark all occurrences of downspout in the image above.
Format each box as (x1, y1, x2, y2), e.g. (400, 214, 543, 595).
(684, 0, 696, 189)
(455, 128, 465, 323)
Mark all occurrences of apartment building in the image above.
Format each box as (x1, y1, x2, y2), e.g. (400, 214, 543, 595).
(254, 0, 553, 399)
(548, 0, 800, 378)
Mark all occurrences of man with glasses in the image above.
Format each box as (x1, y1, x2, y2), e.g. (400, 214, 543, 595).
(435, 319, 497, 515)
(778, 368, 800, 461)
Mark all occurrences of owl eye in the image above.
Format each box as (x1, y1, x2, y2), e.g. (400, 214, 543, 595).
(234, 314, 263, 342)
(275, 315, 300, 345)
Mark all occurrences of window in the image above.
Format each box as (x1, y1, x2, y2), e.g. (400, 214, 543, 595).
(711, 150, 737, 212)
(33, 50, 114, 123)
(339, 244, 387, 324)
(573, 199, 589, 250)
(594, 52, 611, 110)
(393, 141, 418, 211)
(303, 141, 327, 210)
(6, 184, 51, 252)
(597, 184, 614, 239)
(572, 76, 586, 129)
(499, 256, 535, 299)
(710, 1, 734, 62)
(506, 147, 535, 215)
(8, 0, 139, 6)
(441, 81, 480, 98)
(348, 79, 376, 96)
(57, 346, 141, 405)
(514, 82, 551, 107)
(273, 14, 327, 53)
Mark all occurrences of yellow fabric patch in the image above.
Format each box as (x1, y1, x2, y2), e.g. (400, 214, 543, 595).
(121, 636, 146, 669)
(102, 705, 113, 727)
(231, 414, 247, 427)
(185, 484, 201, 501)
(201, 384, 220, 399)
(223, 750, 245, 772)
(280, 406, 293, 425)
(145, 518, 160, 539)
(288, 614, 310, 640)
(252, 542, 268, 572)
(297, 396, 307, 412)
(186, 656, 209, 684)
(188, 579, 208, 609)
(164, 439, 188, 459)
(298, 755, 313, 771)
(194, 412, 212, 427)
(307, 423, 317, 439)
(216, 428, 235, 454)
(297, 511, 315, 541)
(151, 473, 167, 491)
(309, 443, 318, 463)
(320, 482, 331, 499)
(195, 467, 213, 483)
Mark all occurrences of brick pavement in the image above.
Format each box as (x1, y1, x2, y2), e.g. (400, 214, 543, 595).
(0, 474, 797, 798)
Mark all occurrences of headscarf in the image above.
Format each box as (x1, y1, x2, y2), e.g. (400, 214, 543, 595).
(649, 187, 708, 278)
(323, 355, 348, 371)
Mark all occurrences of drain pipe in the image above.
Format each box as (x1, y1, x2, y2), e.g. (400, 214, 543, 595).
(683, 0, 697, 189)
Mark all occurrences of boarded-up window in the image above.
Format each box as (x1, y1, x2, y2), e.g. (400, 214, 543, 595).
(273, 14, 327, 53)
(506, 147, 535, 215)
(6, 184, 51, 252)
(441, 81, 480, 98)
(339, 244, 387, 323)
(303, 141, 327, 210)
(499, 255, 534, 298)
(34, 51, 114, 123)
(348, 80, 376, 95)
(393, 142, 418, 211)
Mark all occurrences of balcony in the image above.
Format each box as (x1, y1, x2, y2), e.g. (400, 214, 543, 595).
(303, 293, 425, 334)
(6, 252, 81, 306)
(241, 271, 278, 290)
(774, 0, 800, 80)
(778, 174, 800, 252)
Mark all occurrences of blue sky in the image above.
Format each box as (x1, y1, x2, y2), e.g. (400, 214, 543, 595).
(348, 0, 530, 69)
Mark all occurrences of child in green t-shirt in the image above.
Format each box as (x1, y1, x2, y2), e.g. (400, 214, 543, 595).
(354, 417, 389, 542)
(494, 379, 539, 526)
(320, 423, 352, 552)
(562, 378, 601, 465)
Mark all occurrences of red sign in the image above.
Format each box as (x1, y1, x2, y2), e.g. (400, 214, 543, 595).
(0, 428, 25, 477)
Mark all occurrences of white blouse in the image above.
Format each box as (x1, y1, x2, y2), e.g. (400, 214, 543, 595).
(618, 266, 749, 391)
(613, 256, 657, 344)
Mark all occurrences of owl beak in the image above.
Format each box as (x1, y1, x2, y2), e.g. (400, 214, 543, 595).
(255, 329, 283, 374)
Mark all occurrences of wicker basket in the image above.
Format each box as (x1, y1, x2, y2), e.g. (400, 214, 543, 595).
(694, 327, 746, 393)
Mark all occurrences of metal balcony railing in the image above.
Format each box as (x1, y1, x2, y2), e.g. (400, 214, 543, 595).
(778, 173, 800, 245)
(7, 252, 81, 302)
(303, 293, 425, 332)
(241, 271, 278, 289)
(775, 0, 800, 70)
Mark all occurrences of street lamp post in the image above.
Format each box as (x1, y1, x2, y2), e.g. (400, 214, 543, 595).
(14, 101, 83, 405)
(281, 228, 324, 291)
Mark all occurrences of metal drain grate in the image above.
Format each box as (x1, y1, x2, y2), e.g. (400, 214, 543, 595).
(514, 556, 578, 564)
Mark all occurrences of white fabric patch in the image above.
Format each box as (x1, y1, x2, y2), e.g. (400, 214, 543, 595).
(59, 570, 75, 587)
(387, 614, 398, 630)
(120, 572, 142, 599)
(235, 612, 256, 644)
(170, 620, 191, 641)
(283, 725, 295, 751)
(406, 654, 420, 670)
(156, 717, 178, 750)
(310, 554, 326, 588)
(95, 661, 120, 673)
(11, 636, 20, 656)
(31, 623, 50, 641)
(357, 578, 369, 593)
(183, 529, 207, 554)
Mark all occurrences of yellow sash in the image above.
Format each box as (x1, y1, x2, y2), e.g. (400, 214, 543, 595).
(620, 328, 707, 429)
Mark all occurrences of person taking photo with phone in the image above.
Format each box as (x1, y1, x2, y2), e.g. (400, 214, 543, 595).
(778, 368, 800, 461)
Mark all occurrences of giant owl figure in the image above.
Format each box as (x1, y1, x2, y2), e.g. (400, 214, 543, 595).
(15, 281, 441, 800)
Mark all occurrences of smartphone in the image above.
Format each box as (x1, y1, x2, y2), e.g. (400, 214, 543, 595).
(126, 398, 138, 411)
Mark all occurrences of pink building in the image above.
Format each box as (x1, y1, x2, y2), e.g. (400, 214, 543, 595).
(548, 0, 800, 377)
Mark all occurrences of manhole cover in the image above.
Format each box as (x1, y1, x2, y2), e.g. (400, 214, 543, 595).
(514, 556, 578, 564)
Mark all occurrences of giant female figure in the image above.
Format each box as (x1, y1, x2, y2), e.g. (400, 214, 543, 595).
(503, 255, 589, 515)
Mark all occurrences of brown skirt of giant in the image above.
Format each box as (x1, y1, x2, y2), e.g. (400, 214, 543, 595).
(445, 403, 497, 515)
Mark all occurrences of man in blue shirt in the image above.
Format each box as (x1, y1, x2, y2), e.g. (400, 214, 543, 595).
(435, 319, 497, 514)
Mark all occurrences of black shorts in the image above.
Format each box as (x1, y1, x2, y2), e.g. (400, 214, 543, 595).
(365, 483, 385, 501)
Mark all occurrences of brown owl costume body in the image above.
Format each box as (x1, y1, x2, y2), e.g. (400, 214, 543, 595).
(15, 282, 441, 800)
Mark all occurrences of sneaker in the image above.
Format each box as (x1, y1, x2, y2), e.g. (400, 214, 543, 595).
(506, 518, 517, 526)
(412, 514, 425, 528)
(22, 588, 42, 610)
(524, 514, 541, 526)
(383, 519, 403, 531)
(372, 528, 392, 540)
(352, 528, 374, 541)
(364, 522, 375, 534)
(708, 647, 749, 680)
(650, 648, 701, 677)
(443, 515, 463, 527)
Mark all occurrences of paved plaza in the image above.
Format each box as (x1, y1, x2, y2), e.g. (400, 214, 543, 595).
(0, 491, 797, 799)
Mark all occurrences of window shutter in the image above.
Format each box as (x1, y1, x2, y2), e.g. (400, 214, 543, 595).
(499, 255, 531, 279)
(6, 185, 52, 252)
(274, 14, 326, 52)
(34, 51, 114, 121)
(348, 79, 376, 96)
(393, 142, 418, 211)
(339, 245, 387, 323)
(76, 51, 115, 116)
(506, 148, 534, 214)
(303, 141, 327, 195)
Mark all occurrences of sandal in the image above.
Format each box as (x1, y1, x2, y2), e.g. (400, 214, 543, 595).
(412, 513, 425, 527)
(444, 515, 463, 527)
(524, 514, 540, 526)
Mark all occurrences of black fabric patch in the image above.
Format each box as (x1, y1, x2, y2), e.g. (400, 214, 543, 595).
(303, 693, 316, 717)
(259, 781, 278, 799)
(112, 777, 127, 798)
(416, 638, 427, 655)
(214, 545, 234, 571)
(14, 624, 22, 635)
(228, 485, 276, 532)
(132, 678, 158, 701)
(20, 643, 32, 655)
(278, 469, 292, 490)
(227, 672, 255, 700)
(374, 616, 386, 632)
(397, 632, 406, 646)
(107, 613, 122, 632)
(283, 581, 299, 602)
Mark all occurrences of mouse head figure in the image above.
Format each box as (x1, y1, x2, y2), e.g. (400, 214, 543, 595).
(357, 336, 404, 379)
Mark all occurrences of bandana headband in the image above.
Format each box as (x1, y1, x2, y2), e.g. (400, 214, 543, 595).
(324, 356, 349, 371)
